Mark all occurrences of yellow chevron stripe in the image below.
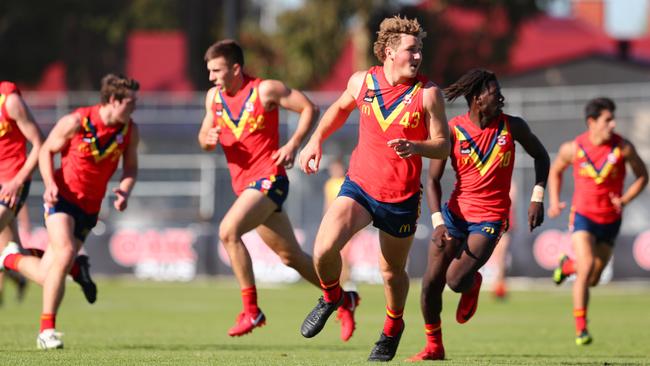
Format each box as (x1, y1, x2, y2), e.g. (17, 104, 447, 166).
(365, 74, 422, 132)
(214, 88, 258, 140)
(82, 117, 130, 163)
(578, 146, 620, 184)
(455, 127, 509, 176)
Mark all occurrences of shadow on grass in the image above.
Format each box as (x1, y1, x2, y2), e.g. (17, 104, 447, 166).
(111, 343, 368, 352)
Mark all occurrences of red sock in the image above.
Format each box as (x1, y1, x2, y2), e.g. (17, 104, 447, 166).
(320, 279, 342, 304)
(241, 286, 259, 314)
(424, 322, 443, 349)
(383, 306, 404, 337)
(3, 253, 23, 271)
(574, 308, 587, 333)
(562, 258, 575, 275)
(40, 313, 56, 332)
(69, 261, 80, 279)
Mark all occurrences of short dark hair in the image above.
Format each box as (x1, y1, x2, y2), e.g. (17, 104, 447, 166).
(100, 74, 139, 104)
(585, 97, 615, 121)
(204, 39, 244, 67)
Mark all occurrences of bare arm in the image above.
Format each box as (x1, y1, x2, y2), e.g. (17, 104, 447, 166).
(113, 123, 139, 211)
(0, 94, 45, 207)
(547, 141, 574, 218)
(426, 158, 447, 213)
(387, 84, 450, 160)
(259, 79, 318, 168)
(198, 87, 220, 151)
(39, 113, 81, 206)
(298, 71, 363, 174)
(426, 157, 453, 244)
(613, 140, 648, 209)
(510, 116, 550, 230)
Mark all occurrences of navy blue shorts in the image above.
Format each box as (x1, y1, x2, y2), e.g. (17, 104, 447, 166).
(0, 180, 31, 215)
(246, 175, 289, 212)
(442, 203, 508, 243)
(338, 176, 421, 238)
(44, 196, 99, 242)
(571, 211, 621, 246)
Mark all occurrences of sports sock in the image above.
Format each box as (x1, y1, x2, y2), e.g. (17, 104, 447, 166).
(40, 313, 56, 332)
(241, 286, 259, 314)
(562, 258, 575, 275)
(383, 306, 404, 337)
(425, 322, 443, 349)
(3, 253, 23, 271)
(320, 279, 342, 304)
(574, 308, 587, 333)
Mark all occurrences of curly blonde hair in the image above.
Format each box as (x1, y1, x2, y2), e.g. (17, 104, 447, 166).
(373, 15, 426, 63)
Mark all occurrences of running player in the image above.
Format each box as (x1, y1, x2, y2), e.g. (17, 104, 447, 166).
(408, 69, 550, 361)
(0, 81, 43, 304)
(298, 16, 450, 361)
(547, 97, 648, 345)
(0, 74, 140, 349)
(198, 40, 359, 340)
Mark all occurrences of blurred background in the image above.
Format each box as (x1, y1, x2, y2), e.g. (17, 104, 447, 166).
(2, 0, 650, 283)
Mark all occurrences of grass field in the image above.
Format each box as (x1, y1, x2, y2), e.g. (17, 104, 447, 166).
(0, 278, 649, 365)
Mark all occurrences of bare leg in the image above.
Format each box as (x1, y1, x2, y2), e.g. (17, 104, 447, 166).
(257, 211, 320, 287)
(218, 189, 277, 289)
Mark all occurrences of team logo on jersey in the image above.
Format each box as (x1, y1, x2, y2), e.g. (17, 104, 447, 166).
(363, 89, 378, 103)
(497, 135, 508, 146)
(116, 133, 124, 144)
(460, 140, 472, 155)
(245, 101, 255, 112)
(214, 103, 224, 116)
(403, 94, 413, 105)
(607, 152, 618, 164)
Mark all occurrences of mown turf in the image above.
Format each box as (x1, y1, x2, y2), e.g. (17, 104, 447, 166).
(0, 278, 648, 365)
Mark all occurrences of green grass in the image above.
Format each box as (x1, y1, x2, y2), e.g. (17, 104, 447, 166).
(0, 278, 649, 365)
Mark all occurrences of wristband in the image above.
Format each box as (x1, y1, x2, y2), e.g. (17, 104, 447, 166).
(531, 185, 544, 203)
(431, 212, 444, 229)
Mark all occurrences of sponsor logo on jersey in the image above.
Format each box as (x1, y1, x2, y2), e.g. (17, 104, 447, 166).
(460, 140, 472, 155)
(214, 103, 223, 116)
(363, 89, 377, 103)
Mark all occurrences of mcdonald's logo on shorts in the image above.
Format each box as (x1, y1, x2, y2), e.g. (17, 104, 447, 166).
(481, 226, 495, 235)
(399, 223, 411, 234)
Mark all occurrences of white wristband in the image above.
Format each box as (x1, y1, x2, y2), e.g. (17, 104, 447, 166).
(531, 185, 545, 203)
(431, 212, 444, 229)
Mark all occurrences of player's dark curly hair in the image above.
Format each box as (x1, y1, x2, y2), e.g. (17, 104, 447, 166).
(443, 68, 497, 107)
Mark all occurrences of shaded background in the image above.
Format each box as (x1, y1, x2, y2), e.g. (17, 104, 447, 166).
(2, 0, 650, 282)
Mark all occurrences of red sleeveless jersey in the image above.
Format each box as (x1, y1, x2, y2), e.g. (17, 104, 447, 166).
(446, 113, 516, 222)
(211, 75, 285, 195)
(55, 105, 133, 214)
(571, 132, 625, 224)
(347, 66, 429, 202)
(0, 81, 27, 182)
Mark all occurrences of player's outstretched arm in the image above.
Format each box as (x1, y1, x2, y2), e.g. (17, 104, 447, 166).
(547, 141, 574, 219)
(0, 94, 44, 207)
(298, 71, 362, 174)
(114, 124, 139, 212)
(259, 80, 318, 168)
(198, 87, 220, 151)
(510, 116, 550, 230)
(39, 113, 81, 206)
(614, 140, 649, 210)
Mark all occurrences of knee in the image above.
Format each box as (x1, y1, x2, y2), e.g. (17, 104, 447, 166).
(54, 246, 76, 268)
(446, 273, 471, 293)
(380, 266, 404, 284)
(278, 251, 298, 268)
(218, 222, 239, 245)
